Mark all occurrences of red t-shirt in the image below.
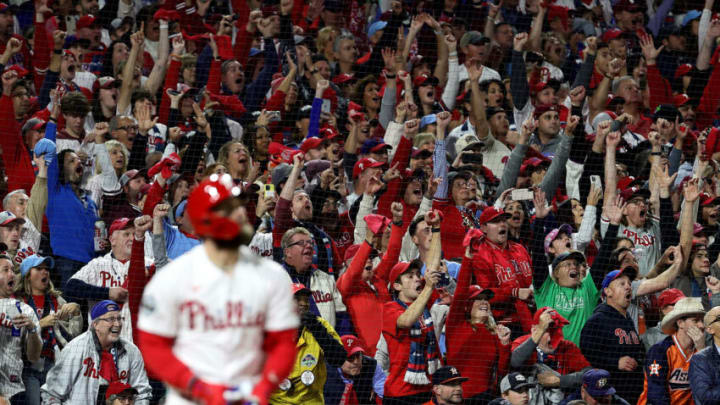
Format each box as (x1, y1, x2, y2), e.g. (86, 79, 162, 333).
(382, 301, 433, 398)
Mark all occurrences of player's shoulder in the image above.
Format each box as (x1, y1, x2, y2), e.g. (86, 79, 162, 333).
(144, 246, 204, 288)
(238, 247, 288, 278)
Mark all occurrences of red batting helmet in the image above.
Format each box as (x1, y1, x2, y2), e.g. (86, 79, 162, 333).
(186, 173, 243, 240)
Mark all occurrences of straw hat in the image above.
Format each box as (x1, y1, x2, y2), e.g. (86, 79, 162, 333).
(660, 297, 705, 334)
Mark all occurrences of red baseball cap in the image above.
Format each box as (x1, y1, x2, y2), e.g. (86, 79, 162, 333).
(291, 283, 311, 295)
(533, 103, 559, 119)
(602, 28, 623, 42)
(520, 156, 551, 176)
(673, 93, 690, 107)
(77, 15, 98, 30)
(388, 260, 422, 284)
(700, 193, 720, 206)
(343, 244, 361, 263)
(674, 63, 693, 79)
(105, 382, 137, 400)
(341, 335, 366, 356)
(300, 137, 324, 153)
(413, 73, 439, 88)
(352, 157, 384, 179)
(108, 217, 133, 236)
(477, 207, 511, 225)
(467, 285, 494, 301)
(657, 288, 685, 309)
(620, 186, 650, 201)
(332, 73, 356, 85)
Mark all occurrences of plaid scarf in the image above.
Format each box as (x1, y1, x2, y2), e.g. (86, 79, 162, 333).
(395, 299, 441, 385)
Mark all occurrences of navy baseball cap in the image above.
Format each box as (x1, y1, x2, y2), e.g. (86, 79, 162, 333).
(91, 300, 121, 320)
(432, 366, 469, 385)
(582, 369, 616, 398)
(601, 266, 638, 294)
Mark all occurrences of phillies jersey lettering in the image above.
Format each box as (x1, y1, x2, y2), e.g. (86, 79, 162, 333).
(622, 229, 656, 247)
(137, 246, 299, 405)
(312, 291, 333, 304)
(178, 301, 266, 330)
(615, 328, 641, 345)
(82, 357, 129, 380)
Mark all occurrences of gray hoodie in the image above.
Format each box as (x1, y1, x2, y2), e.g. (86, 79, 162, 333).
(41, 330, 151, 404)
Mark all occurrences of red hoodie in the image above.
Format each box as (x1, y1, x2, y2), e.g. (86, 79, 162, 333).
(471, 239, 533, 332)
(336, 223, 402, 354)
(0, 94, 35, 194)
(446, 258, 510, 397)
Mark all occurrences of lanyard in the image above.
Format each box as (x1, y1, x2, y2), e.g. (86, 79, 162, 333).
(26, 295, 56, 350)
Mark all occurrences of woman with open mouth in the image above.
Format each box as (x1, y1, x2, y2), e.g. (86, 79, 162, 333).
(445, 243, 511, 404)
(14, 254, 83, 405)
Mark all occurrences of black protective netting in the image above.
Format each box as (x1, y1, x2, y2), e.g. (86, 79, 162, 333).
(1, 0, 720, 404)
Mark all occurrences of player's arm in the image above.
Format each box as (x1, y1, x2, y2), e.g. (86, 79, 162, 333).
(251, 328, 298, 400)
(138, 331, 233, 404)
(126, 346, 153, 405)
(252, 266, 301, 403)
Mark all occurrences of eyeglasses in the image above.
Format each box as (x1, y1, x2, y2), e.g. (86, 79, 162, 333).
(288, 239, 314, 248)
(97, 316, 124, 324)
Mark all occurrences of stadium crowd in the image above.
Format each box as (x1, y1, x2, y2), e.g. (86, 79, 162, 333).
(1, 0, 720, 403)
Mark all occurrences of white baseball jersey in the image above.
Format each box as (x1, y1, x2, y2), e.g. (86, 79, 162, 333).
(137, 245, 299, 405)
(71, 252, 153, 342)
(306, 269, 346, 328)
(0, 298, 41, 398)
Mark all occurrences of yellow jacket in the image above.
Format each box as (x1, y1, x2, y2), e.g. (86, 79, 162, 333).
(269, 317, 342, 405)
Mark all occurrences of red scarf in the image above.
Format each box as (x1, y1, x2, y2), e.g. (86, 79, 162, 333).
(99, 350, 119, 382)
(339, 381, 358, 405)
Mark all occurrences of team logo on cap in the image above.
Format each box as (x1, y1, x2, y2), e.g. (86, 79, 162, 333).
(450, 367, 458, 375)
(516, 374, 526, 381)
(597, 378, 607, 388)
(107, 303, 119, 311)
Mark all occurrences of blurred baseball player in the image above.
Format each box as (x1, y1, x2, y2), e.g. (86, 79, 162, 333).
(137, 173, 299, 405)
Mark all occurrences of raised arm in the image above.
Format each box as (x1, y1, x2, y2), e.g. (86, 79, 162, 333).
(602, 127, 621, 204)
(117, 28, 144, 115)
(531, 190, 552, 290)
(143, 19, 170, 95)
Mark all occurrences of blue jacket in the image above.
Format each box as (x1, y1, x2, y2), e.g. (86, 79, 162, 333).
(689, 341, 720, 405)
(580, 303, 645, 404)
(163, 220, 201, 259)
(45, 122, 98, 263)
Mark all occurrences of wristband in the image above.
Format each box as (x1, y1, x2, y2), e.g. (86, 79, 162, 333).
(53, 49, 62, 55)
(449, 51, 458, 58)
(650, 152, 662, 156)
(27, 327, 37, 334)
(434, 29, 443, 36)
(393, 220, 403, 226)
(159, 23, 169, 30)
(48, 117, 57, 122)
(385, 73, 396, 78)
(431, 228, 441, 233)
